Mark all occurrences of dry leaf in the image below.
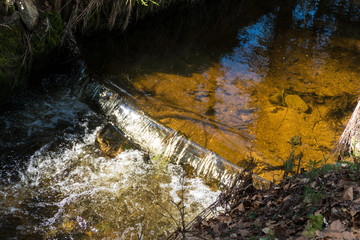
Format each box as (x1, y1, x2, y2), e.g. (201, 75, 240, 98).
(343, 186, 354, 201)
(341, 231, 357, 240)
(262, 227, 272, 234)
(329, 220, 345, 231)
(235, 203, 245, 212)
(284, 195, 292, 201)
(238, 229, 250, 237)
(331, 207, 339, 215)
(323, 232, 343, 239)
(352, 212, 360, 229)
(350, 209, 358, 217)
(212, 222, 228, 234)
(201, 220, 209, 227)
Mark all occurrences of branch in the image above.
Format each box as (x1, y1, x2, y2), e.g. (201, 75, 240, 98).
(0, 24, 11, 29)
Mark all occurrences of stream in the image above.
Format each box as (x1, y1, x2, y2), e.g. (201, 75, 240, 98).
(1, 0, 360, 239)
(84, 0, 360, 179)
(0, 75, 219, 239)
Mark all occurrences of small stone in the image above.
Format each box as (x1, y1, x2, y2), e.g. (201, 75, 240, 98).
(15, 0, 38, 30)
(269, 93, 283, 105)
(230, 233, 237, 238)
(285, 94, 309, 112)
(97, 123, 136, 158)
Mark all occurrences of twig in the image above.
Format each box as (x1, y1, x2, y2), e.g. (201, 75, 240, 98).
(152, 200, 179, 228)
(0, 23, 11, 29)
(296, 152, 303, 175)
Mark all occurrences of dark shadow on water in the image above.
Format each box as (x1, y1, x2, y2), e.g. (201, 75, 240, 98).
(81, 0, 280, 78)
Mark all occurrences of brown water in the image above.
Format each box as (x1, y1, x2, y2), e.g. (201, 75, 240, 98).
(84, 0, 360, 181)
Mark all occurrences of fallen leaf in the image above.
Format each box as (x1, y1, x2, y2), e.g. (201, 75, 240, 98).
(352, 212, 360, 229)
(283, 182, 290, 190)
(238, 229, 250, 237)
(331, 207, 339, 215)
(323, 232, 343, 239)
(278, 220, 287, 227)
(343, 186, 354, 201)
(212, 222, 228, 234)
(350, 209, 358, 217)
(329, 220, 345, 231)
(201, 220, 209, 226)
(235, 203, 245, 212)
(262, 227, 272, 234)
(284, 195, 292, 201)
(265, 220, 277, 227)
(341, 231, 357, 240)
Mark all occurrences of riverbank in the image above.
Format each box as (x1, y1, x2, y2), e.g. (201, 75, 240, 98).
(0, 0, 208, 105)
(172, 159, 360, 239)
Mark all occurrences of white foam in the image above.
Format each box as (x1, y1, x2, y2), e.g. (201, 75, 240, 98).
(0, 81, 220, 239)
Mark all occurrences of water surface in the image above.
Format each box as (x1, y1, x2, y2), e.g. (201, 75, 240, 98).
(0, 75, 219, 239)
(84, 0, 360, 180)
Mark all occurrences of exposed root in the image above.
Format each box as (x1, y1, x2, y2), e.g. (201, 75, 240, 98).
(0, 23, 11, 29)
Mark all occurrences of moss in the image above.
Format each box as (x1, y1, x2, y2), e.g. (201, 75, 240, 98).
(0, 21, 25, 103)
(32, 11, 64, 60)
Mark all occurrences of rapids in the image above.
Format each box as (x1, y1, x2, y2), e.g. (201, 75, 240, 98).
(0, 75, 219, 239)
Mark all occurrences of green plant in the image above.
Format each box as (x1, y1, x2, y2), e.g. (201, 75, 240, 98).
(284, 155, 294, 173)
(338, 160, 360, 180)
(32, 11, 64, 58)
(290, 135, 302, 146)
(303, 186, 323, 204)
(283, 135, 303, 177)
(306, 159, 322, 171)
(305, 160, 334, 179)
(320, 164, 334, 173)
(0, 21, 24, 101)
(248, 212, 257, 220)
(305, 213, 324, 239)
(138, 0, 159, 6)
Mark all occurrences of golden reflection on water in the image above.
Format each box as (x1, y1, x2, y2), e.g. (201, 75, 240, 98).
(127, 32, 360, 180)
(90, 0, 360, 181)
(132, 67, 253, 166)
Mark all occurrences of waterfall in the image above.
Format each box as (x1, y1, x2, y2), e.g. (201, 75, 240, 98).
(73, 66, 269, 188)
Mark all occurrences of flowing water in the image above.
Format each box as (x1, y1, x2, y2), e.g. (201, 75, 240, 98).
(2, 0, 360, 238)
(0, 76, 219, 239)
(84, 0, 360, 180)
